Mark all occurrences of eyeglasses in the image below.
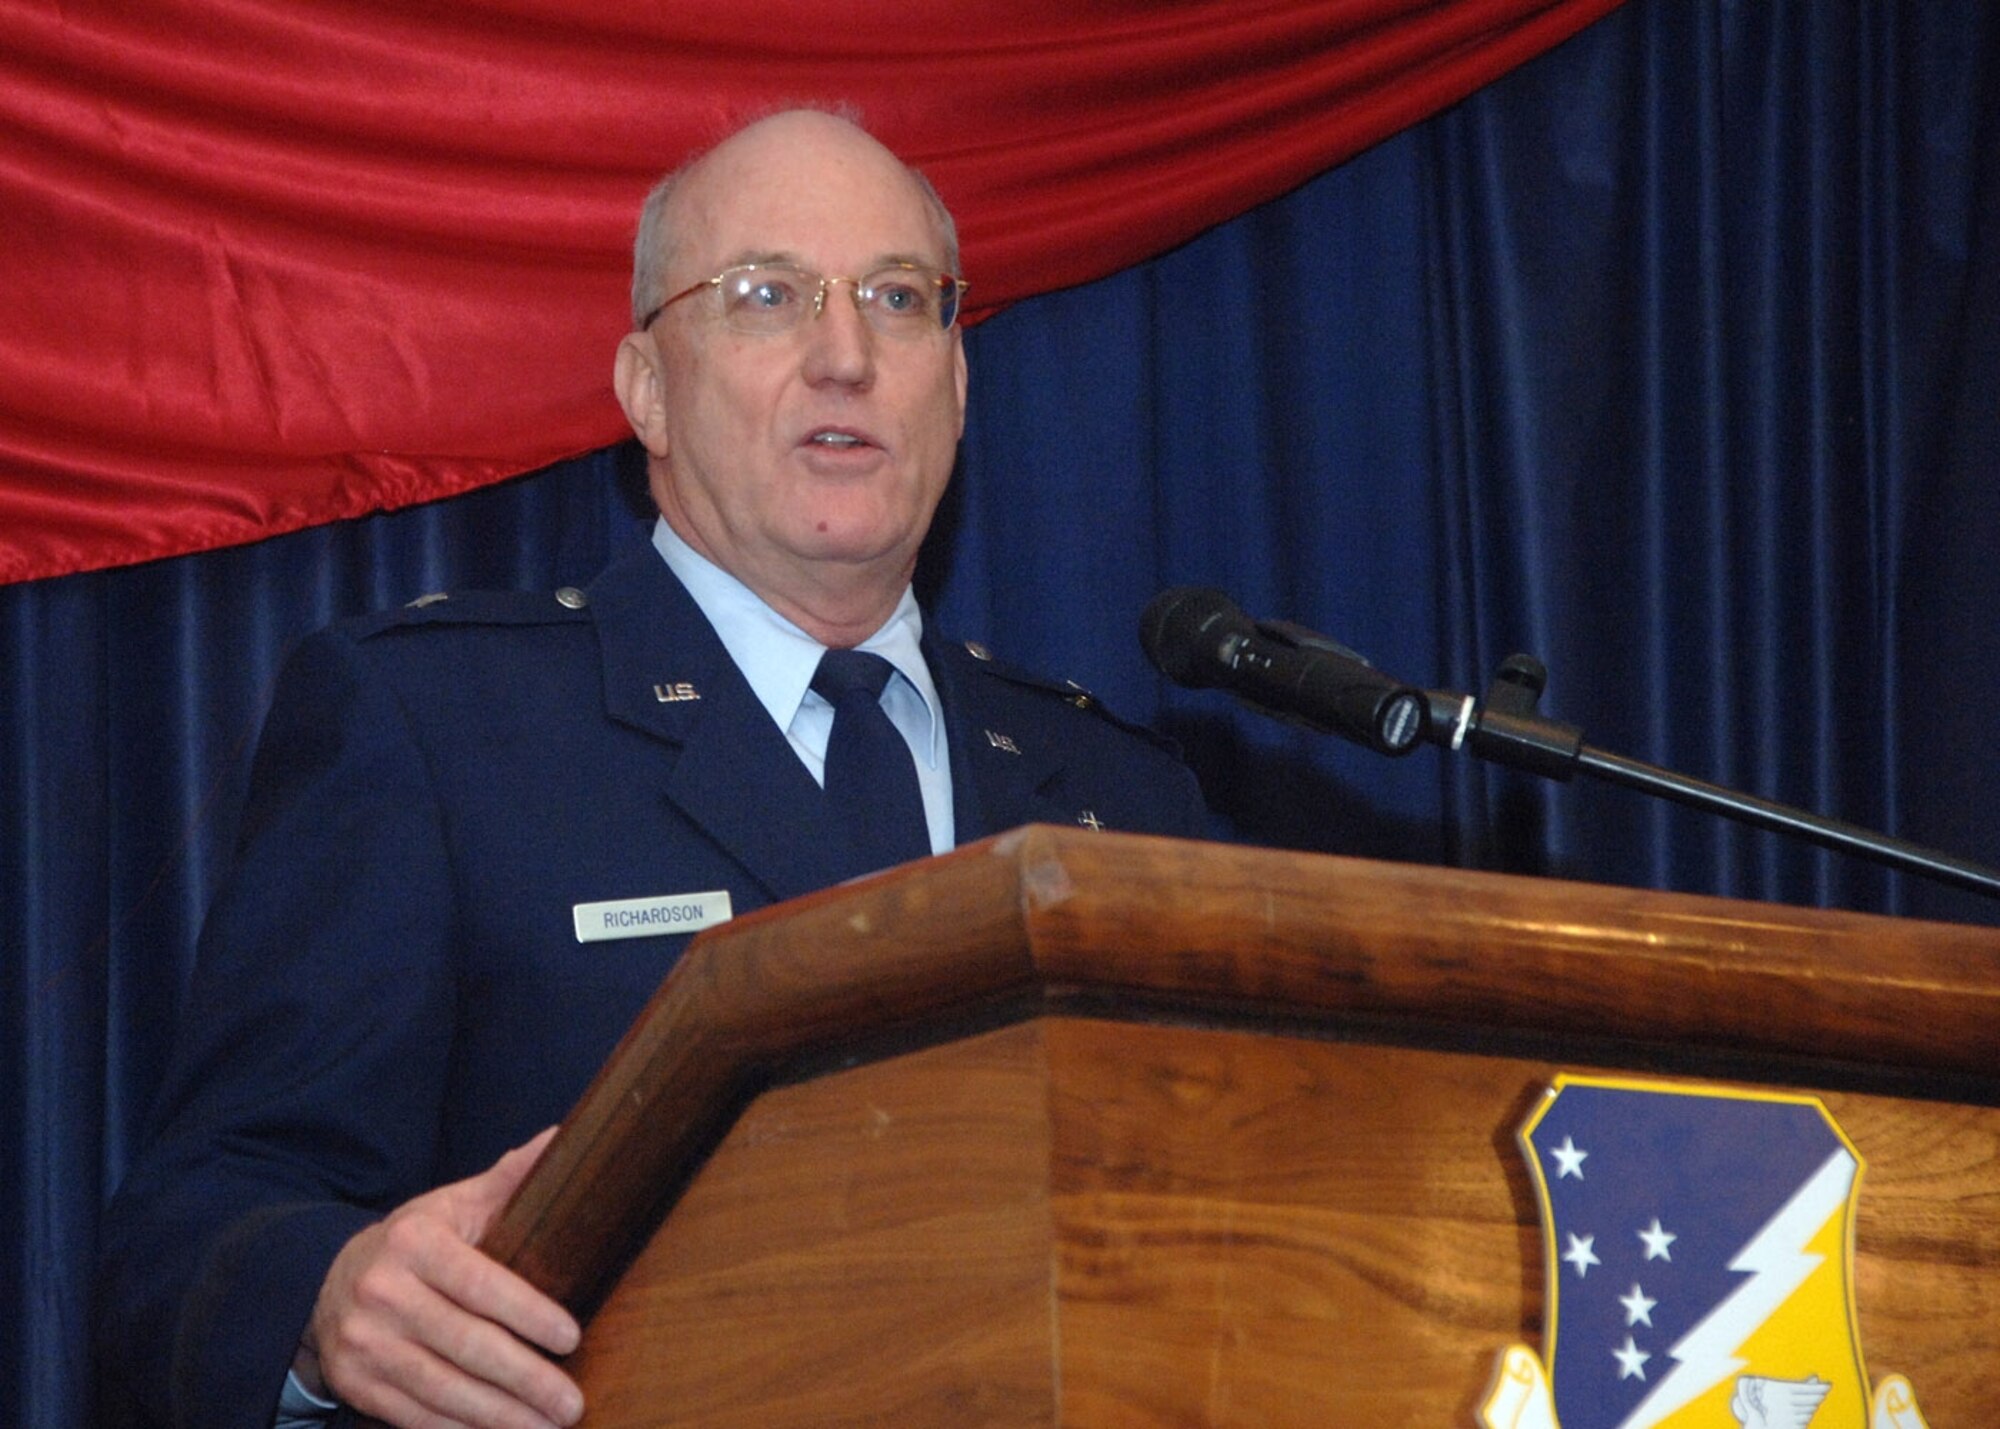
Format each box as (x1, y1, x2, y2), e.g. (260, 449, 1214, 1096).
(641, 261, 969, 336)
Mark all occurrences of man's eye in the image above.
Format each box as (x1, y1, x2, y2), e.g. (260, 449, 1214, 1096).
(743, 280, 798, 309)
(871, 282, 925, 314)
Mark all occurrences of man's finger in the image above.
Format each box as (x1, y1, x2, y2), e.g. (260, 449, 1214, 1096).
(332, 1270, 580, 1429)
(345, 1327, 572, 1429)
(395, 1206, 580, 1357)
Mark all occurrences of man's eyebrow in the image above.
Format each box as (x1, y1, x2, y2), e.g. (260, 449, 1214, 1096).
(715, 250, 947, 273)
(717, 249, 800, 269)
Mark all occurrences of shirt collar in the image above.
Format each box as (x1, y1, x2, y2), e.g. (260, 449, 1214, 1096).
(649, 518, 944, 768)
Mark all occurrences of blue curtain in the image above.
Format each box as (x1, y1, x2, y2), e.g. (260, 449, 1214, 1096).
(6, 2, 1997, 1423)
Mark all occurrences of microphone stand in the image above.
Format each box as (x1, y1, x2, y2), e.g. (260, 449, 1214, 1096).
(1424, 654, 2000, 903)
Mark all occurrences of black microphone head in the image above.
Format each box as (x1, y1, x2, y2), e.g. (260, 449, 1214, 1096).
(1138, 586, 1250, 686)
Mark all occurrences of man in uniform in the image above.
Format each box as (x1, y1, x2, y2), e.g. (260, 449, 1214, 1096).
(98, 109, 1205, 1429)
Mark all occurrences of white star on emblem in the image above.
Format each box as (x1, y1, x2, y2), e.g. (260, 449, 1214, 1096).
(1619, 1283, 1657, 1327)
(1612, 1335, 1652, 1381)
(1562, 1233, 1601, 1278)
(1549, 1135, 1588, 1180)
(1637, 1218, 1677, 1261)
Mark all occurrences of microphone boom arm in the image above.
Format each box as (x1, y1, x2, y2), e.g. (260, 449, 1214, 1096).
(1429, 655, 2000, 903)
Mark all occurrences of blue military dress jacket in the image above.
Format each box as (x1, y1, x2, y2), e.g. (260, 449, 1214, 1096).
(96, 549, 1206, 1429)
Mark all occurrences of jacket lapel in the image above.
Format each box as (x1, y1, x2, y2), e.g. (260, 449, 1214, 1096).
(928, 633, 1076, 842)
(587, 554, 858, 903)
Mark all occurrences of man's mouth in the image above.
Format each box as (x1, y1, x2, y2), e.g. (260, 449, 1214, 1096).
(806, 427, 874, 449)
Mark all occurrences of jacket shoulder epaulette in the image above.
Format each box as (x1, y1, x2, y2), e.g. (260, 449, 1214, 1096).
(345, 585, 595, 640)
(951, 638, 1182, 753)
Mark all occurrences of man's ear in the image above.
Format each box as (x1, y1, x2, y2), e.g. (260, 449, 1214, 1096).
(613, 332, 670, 456)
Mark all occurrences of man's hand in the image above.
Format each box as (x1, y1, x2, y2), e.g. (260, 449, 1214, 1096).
(297, 1128, 584, 1429)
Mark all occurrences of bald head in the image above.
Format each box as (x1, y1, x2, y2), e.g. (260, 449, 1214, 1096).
(630, 110, 960, 329)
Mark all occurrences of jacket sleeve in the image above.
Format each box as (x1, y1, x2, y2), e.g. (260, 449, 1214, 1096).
(96, 626, 463, 1429)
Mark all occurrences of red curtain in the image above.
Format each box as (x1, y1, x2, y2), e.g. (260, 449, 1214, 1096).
(0, 0, 1620, 584)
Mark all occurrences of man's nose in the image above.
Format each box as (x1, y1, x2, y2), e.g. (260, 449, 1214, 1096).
(799, 279, 876, 387)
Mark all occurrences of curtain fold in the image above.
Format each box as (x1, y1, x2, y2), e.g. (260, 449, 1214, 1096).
(0, 0, 1620, 584)
(5, 2, 1998, 1427)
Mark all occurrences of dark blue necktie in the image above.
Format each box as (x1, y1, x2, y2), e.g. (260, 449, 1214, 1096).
(811, 648, 931, 877)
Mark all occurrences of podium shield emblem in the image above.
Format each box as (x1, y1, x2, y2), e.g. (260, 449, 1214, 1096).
(1479, 1076, 1933, 1429)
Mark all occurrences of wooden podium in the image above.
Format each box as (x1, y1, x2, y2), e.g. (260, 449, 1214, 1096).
(479, 826, 2000, 1426)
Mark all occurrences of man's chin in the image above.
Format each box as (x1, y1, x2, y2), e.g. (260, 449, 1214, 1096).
(790, 541, 916, 578)
(782, 514, 930, 573)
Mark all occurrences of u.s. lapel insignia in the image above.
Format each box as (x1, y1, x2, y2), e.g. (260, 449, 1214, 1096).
(984, 729, 1020, 754)
(1478, 1075, 1933, 1429)
(653, 681, 700, 703)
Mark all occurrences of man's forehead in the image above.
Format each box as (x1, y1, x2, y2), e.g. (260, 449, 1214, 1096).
(669, 116, 947, 268)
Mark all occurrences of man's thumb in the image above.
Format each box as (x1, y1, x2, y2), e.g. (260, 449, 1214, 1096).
(461, 1124, 561, 1234)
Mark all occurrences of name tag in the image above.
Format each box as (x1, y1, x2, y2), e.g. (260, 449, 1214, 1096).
(572, 890, 733, 944)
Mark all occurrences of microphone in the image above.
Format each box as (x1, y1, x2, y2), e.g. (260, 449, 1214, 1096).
(1139, 586, 1427, 755)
